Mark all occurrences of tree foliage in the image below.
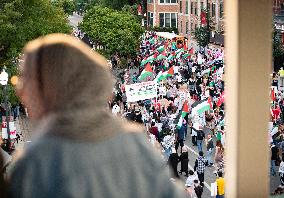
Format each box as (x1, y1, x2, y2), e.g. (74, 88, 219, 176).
(194, 26, 210, 47)
(75, 0, 139, 11)
(80, 6, 144, 59)
(0, 0, 71, 105)
(52, 0, 76, 15)
(273, 27, 284, 59)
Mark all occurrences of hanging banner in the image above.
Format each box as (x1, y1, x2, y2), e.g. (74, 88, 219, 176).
(125, 81, 157, 102)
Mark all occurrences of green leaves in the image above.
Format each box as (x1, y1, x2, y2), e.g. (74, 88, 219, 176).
(80, 6, 143, 60)
(0, 0, 71, 105)
(193, 26, 210, 47)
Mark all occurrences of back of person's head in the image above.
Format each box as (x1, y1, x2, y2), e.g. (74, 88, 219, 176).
(218, 171, 223, 177)
(189, 170, 194, 175)
(19, 34, 113, 120)
(199, 151, 203, 156)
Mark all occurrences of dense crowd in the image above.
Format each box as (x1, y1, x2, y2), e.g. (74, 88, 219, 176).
(109, 31, 226, 197)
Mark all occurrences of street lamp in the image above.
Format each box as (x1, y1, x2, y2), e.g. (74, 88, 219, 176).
(0, 69, 10, 152)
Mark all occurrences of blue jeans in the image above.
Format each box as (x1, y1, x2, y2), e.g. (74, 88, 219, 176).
(216, 195, 224, 198)
(197, 140, 203, 152)
(206, 149, 214, 164)
(271, 160, 276, 176)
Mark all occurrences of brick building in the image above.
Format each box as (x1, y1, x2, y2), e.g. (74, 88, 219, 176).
(147, 0, 224, 40)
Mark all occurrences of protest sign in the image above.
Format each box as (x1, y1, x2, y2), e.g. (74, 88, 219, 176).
(2, 121, 17, 139)
(125, 81, 157, 102)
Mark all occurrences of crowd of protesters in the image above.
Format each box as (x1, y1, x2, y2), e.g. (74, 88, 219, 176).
(109, 31, 226, 197)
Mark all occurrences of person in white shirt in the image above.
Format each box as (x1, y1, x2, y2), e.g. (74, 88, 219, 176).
(279, 159, 284, 187)
(185, 170, 199, 197)
(112, 103, 121, 116)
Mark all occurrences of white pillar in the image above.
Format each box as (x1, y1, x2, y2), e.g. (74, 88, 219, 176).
(153, 0, 156, 26)
(225, 0, 271, 197)
(215, 0, 219, 30)
(197, 0, 201, 27)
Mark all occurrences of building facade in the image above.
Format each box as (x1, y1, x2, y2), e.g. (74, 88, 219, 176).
(147, 0, 224, 39)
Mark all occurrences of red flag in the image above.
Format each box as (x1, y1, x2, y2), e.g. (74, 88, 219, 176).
(217, 92, 225, 107)
(183, 42, 187, 50)
(168, 66, 174, 75)
(208, 97, 213, 109)
(271, 88, 276, 101)
(154, 52, 158, 59)
(201, 11, 207, 25)
(189, 47, 194, 54)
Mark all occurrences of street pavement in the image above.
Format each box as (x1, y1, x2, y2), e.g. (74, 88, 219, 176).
(68, 13, 83, 29)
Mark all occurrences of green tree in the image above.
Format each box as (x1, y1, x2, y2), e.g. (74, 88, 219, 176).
(194, 26, 210, 47)
(273, 27, 284, 59)
(52, 0, 76, 15)
(0, 0, 71, 104)
(80, 6, 143, 61)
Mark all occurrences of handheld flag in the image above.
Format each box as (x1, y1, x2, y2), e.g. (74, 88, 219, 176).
(138, 63, 153, 81)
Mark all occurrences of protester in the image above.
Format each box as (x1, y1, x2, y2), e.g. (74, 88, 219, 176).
(194, 151, 208, 184)
(206, 134, 214, 166)
(8, 34, 187, 198)
(193, 179, 204, 198)
(279, 158, 284, 187)
(216, 171, 225, 198)
(214, 140, 224, 173)
(179, 146, 189, 176)
(168, 148, 180, 179)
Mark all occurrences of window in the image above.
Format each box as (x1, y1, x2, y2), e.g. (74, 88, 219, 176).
(201, 2, 204, 10)
(171, 13, 177, 28)
(191, 22, 193, 31)
(148, 0, 153, 3)
(180, 1, 182, 13)
(212, 3, 216, 17)
(220, 2, 224, 18)
(159, 13, 164, 27)
(160, 0, 177, 3)
(195, 23, 197, 30)
(147, 12, 154, 27)
(185, 0, 189, 14)
(195, 2, 197, 15)
(191, 2, 194, 14)
(159, 13, 177, 28)
(186, 21, 189, 34)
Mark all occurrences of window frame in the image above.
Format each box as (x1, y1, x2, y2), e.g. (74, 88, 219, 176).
(158, 12, 178, 28)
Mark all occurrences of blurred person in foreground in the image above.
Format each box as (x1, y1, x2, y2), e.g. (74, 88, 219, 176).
(8, 34, 187, 198)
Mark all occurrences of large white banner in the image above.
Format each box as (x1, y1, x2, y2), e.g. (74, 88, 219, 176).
(125, 81, 157, 102)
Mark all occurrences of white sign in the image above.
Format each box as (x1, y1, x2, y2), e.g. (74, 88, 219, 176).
(278, 76, 284, 91)
(2, 121, 17, 139)
(125, 81, 157, 102)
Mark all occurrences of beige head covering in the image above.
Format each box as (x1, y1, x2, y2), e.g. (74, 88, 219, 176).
(21, 34, 143, 142)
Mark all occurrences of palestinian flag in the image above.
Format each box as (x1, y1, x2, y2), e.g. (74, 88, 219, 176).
(154, 66, 174, 82)
(189, 47, 194, 54)
(138, 63, 153, 81)
(216, 92, 225, 107)
(157, 51, 167, 60)
(182, 53, 190, 59)
(192, 98, 213, 115)
(149, 38, 155, 44)
(177, 101, 190, 129)
(176, 48, 184, 59)
(167, 52, 176, 61)
(271, 88, 276, 101)
(140, 58, 148, 66)
(183, 42, 188, 50)
(146, 55, 156, 63)
(157, 46, 165, 53)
